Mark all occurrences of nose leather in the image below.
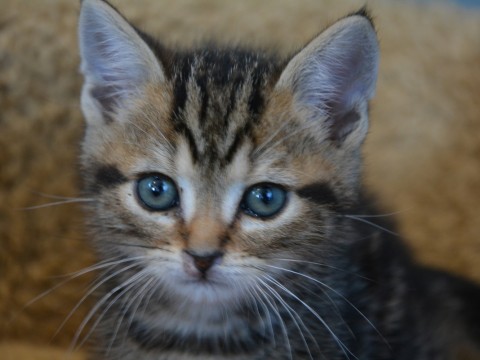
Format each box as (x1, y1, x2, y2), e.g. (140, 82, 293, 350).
(184, 250, 223, 274)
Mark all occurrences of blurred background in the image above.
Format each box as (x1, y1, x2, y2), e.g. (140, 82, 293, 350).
(0, 0, 479, 358)
(427, 0, 480, 7)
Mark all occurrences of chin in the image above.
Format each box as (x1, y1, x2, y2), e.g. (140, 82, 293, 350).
(168, 268, 252, 308)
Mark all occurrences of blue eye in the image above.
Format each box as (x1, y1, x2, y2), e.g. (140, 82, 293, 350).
(242, 183, 287, 218)
(136, 175, 179, 211)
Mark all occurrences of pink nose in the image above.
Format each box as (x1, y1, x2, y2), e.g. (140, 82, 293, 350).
(184, 250, 223, 274)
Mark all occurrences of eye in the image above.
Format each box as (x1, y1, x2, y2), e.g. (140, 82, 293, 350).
(241, 183, 287, 218)
(136, 174, 179, 211)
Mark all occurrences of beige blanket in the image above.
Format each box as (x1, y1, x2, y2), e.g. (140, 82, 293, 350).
(1, 0, 479, 358)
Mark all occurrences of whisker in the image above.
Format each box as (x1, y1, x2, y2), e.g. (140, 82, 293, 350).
(75, 270, 151, 352)
(342, 215, 399, 237)
(126, 117, 175, 154)
(270, 258, 374, 282)
(264, 265, 390, 350)
(20, 198, 95, 211)
(253, 282, 293, 360)
(53, 260, 145, 343)
(263, 274, 356, 360)
(141, 110, 175, 153)
(16, 256, 133, 319)
(136, 277, 162, 321)
(69, 264, 150, 352)
(126, 275, 157, 324)
(102, 240, 167, 250)
(344, 209, 410, 219)
(257, 277, 317, 359)
(29, 191, 90, 201)
(294, 280, 355, 340)
(52, 256, 131, 280)
(252, 120, 292, 157)
(247, 285, 274, 344)
(254, 122, 317, 155)
(107, 275, 156, 353)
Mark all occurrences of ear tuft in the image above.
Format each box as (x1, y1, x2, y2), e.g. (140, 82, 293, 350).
(78, 0, 165, 124)
(349, 7, 375, 28)
(276, 13, 379, 146)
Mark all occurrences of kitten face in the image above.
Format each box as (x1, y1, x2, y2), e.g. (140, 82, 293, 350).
(82, 68, 334, 308)
(78, 0, 378, 336)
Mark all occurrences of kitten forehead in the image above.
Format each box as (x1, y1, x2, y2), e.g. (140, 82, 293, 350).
(167, 48, 279, 164)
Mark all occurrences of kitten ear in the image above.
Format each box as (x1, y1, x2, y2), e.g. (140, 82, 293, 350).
(78, 0, 165, 125)
(276, 12, 379, 146)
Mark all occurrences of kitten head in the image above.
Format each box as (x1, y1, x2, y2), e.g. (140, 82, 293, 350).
(78, 0, 378, 312)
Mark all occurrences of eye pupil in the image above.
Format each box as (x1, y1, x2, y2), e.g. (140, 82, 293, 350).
(137, 175, 178, 211)
(242, 183, 287, 218)
(149, 179, 167, 196)
(254, 187, 273, 204)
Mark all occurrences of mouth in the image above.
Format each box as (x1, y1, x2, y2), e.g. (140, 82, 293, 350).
(168, 270, 248, 307)
(179, 283, 232, 306)
(146, 256, 254, 307)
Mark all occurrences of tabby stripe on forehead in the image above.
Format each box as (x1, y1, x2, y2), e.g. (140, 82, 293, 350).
(196, 76, 209, 124)
(169, 58, 202, 162)
(170, 56, 193, 128)
(174, 55, 193, 102)
(248, 73, 265, 118)
(224, 122, 251, 164)
(94, 164, 128, 189)
(224, 77, 242, 122)
(223, 78, 264, 164)
(174, 122, 199, 162)
(297, 182, 339, 206)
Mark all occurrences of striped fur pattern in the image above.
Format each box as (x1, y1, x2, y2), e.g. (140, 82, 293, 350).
(78, 1, 480, 359)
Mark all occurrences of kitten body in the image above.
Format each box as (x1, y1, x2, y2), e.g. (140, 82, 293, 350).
(77, 1, 480, 359)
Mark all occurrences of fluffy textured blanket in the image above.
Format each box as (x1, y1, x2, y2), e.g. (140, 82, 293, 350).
(1, 0, 479, 358)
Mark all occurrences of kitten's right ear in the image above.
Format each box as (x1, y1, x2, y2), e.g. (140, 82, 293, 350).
(78, 0, 165, 125)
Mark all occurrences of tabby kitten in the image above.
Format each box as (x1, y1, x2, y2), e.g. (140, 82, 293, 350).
(77, 0, 480, 359)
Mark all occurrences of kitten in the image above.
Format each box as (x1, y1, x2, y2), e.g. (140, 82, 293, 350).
(77, 0, 480, 359)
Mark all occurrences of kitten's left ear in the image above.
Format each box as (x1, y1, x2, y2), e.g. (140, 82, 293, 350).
(78, 0, 166, 125)
(276, 11, 379, 147)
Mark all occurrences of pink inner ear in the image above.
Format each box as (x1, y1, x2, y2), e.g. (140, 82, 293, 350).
(79, 0, 165, 124)
(89, 85, 118, 124)
(279, 16, 378, 144)
(327, 108, 361, 143)
(298, 40, 376, 138)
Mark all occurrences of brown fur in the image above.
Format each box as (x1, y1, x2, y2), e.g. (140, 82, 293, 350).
(1, 0, 479, 358)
